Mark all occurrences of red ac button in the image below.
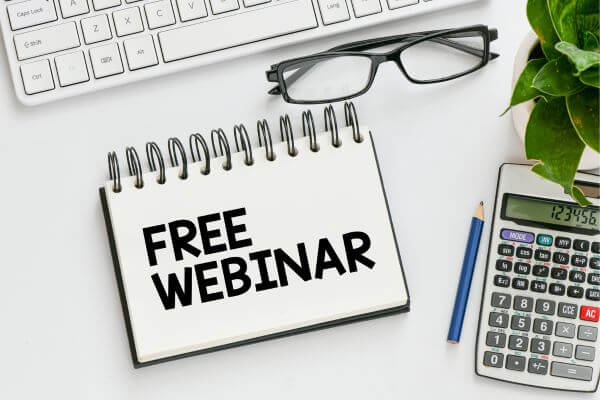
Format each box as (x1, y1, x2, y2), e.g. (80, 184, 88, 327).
(580, 306, 600, 322)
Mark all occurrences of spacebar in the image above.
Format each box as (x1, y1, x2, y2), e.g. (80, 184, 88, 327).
(158, 0, 317, 62)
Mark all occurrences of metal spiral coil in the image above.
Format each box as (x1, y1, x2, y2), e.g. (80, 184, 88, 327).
(189, 133, 211, 175)
(233, 124, 254, 166)
(146, 141, 166, 184)
(302, 110, 319, 152)
(211, 128, 232, 170)
(279, 114, 297, 156)
(344, 101, 362, 143)
(257, 119, 275, 161)
(108, 151, 122, 193)
(168, 137, 188, 179)
(126, 146, 144, 188)
(324, 104, 340, 147)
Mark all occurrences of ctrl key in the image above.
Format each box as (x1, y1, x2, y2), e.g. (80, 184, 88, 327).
(483, 351, 503, 368)
(20, 59, 55, 95)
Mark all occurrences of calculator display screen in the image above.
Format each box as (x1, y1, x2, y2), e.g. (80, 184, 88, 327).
(502, 194, 600, 234)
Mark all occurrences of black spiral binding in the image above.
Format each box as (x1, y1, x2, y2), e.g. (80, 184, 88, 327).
(107, 102, 364, 193)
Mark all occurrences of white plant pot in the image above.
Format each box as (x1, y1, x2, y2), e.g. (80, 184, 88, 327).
(511, 31, 600, 170)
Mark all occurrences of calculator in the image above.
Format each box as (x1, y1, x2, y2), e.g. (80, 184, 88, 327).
(475, 164, 600, 392)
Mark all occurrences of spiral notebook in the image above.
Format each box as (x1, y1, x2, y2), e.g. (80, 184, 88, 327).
(100, 103, 410, 367)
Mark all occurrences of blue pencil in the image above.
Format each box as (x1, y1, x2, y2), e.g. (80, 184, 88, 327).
(447, 201, 485, 344)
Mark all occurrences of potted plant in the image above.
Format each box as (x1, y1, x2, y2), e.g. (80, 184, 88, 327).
(507, 0, 599, 205)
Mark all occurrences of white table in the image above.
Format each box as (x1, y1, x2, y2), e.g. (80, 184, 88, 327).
(0, 0, 585, 398)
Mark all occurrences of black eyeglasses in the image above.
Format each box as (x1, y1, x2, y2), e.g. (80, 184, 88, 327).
(266, 25, 499, 104)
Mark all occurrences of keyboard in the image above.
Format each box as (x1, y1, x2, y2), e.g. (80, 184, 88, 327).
(0, 0, 479, 105)
(476, 164, 600, 392)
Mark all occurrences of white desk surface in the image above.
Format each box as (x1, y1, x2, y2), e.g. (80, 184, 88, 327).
(0, 0, 590, 398)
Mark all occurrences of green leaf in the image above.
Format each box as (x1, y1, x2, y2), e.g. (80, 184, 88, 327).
(575, 0, 600, 45)
(566, 87, 600, 152)
(508, 59, 548, 109)
(528, 0, 562, 59)
(580, 67, 600, 87)
(547, 0, 580, 45)
(525, 97, 586, 204)
(555, 41, 600, 72)
(533, 56, 585, 95)
(583, 31, 600, 51)
(572, 186, 593, 206)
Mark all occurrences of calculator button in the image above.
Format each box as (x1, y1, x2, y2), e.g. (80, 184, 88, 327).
(511, 315, 531, 331)
(549, 283, 566, 296)
(513, 296, 533, 312)
(501, 229, 534, 243)
(491, 292, 511, 309)
(535, 299, 555, 315)
(512, 278, 528, 290)
(574, 239, 590, 252)
(483, 351, 504, 368)
(555, 237, 572, 249)
(536, 234, 553, 247)
(587, 288, 600, 301)
(558, 302, 578, 319)
(516, 247, 532, 259)
(588, 273, 600, 285)
(580, 306, 600, 322)
(553, 342, 574, 358)
(551, 267, 567, 280)
(494, 275, 510, 288)
(578, 325, 598, 342)
(555, 322, 576, 338)
(571, 254, 588, 268)
(489, 312, 509, 328)
(533, 318, 553, 334)
(553, 252, 569, 265)
(534, 249, 551, 262)
(508, 335, 528, 351)
(498, 244, 514, 257)
(531, 281, 547, 293)
(533, 265, 549, 277)
(486, 331, 506, 348)
(567, 286, 584, 299)
(591, 257, 600, 269)
(551, 362, 593, 381)
(514, 262, 530, 275)
(528, 358, 548, 375)
(496, 259, 512, 272)
(592, 242, 600, 254)
(531, 338, 551, 355)
(575, 345, 595, 361)
(505, 355, 526, 371)
(569, 270, 586, 283)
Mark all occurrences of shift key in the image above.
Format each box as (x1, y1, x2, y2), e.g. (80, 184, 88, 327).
(14, 22, 80, 61)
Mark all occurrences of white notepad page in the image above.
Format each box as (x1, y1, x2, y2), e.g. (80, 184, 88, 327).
(102, 127, 409, 365)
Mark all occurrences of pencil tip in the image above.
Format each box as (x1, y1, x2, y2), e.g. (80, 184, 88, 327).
(479, 201, 484, 206)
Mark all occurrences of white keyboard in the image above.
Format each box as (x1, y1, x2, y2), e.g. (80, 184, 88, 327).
(1, 0, 479, 105)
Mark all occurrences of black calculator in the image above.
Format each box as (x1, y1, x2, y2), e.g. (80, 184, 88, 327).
(475, 164, 600, 392)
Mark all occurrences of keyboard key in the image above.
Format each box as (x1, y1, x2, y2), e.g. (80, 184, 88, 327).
(571, 254, 587, 267)
(536, 234, 553, 247)
(555, 237, 571, 249)
(531, 338, 551, 355)
(501, 229, 534, 243)
(508, 335, 528, 351)
(574, 239, 590, 252)
(568, 286, 584, 298)
(513, 296, 533, 312)
(89, 43, 124, 78)
(553, 342, 573, 358)
(351, 0, 382, 17)
(489, 312, 509, 328)
(81, 14, 112, 44)
(483, 351, 503, 368)
(532, 265, 549, 277)
(578, 325, 598, 342)
(7, 0, 57, 30)
(533, 318, 553, 335)
(113, 7, 144, 37)
(209, 0, 239, 14)
(591, 257, 600, 269)
(494, 275, 510, 288)
(512, 277, 528, 290)
(511, 315, 531, 331)
(534, 249, 551, 262)
(531, 281, 547, 293)
(497, 244, 514, 257)
(558, 303, 578, 319)
(580, 305, 600, 322)
(514, 262, 530, 275)
(535, 299, 555, 315)
(243, 0, 270, 6)
(587, 288, 600, 301)
(486, 331, 506, 348)
(14, 22, 80, 61)
(496, 259, 511, 272)
(556, 322, 576, 338)
(145, 0, 176, 28)
(516, 247, 532, 259)
(123, 35, 158, 70)
(528, 358, 548, 375)
(551, 362, 593, 381)
(575, 345, 595, 361)
(93, 0, 121, 10)
(569, 270, 586, 283)
(549, 283, 565, 296)
(553, 252, 569, 265)
(490, 292, 511, 309)
(505, 355, 526, 371)
(588, 273, 600, 285)
(59, 0, 90, 17)
(176, 0, 208, 21)
(318, 0, 350, 25)
(54, 51, 89, 87)
(551, 267, 567, 280)
(20, 59, 54, 94)
(386, 0, 418, 10)
(593, 242, 600, 254)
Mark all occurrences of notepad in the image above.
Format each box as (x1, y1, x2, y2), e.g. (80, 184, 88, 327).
(100, 105, 409, 367)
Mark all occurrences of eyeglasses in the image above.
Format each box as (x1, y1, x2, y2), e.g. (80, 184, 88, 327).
(266, 25, 499, 104)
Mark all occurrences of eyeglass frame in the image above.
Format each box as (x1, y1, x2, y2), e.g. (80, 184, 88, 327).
(266, 24, 499, 104)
